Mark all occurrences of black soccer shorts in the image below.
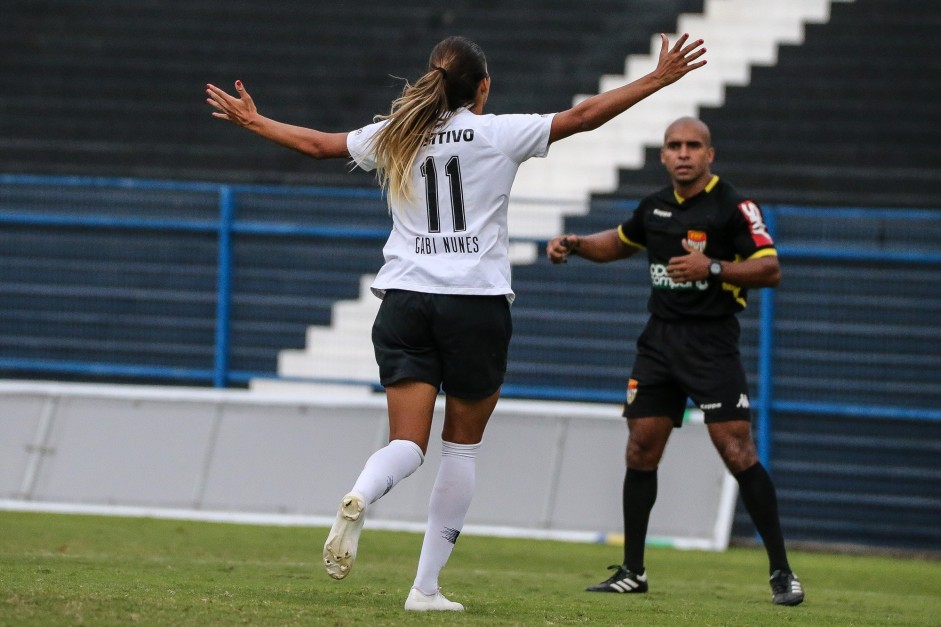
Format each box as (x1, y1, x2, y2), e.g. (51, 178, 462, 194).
(623, 315, 752, 426)
(371, 289, 512, 400)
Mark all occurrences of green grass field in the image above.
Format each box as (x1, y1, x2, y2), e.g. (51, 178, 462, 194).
(1, 511, 938, 626)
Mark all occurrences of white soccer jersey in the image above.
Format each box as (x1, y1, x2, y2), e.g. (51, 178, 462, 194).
(347, 108, 555, 304)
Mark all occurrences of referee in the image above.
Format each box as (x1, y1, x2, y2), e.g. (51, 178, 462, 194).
(546, 117, 804, 606)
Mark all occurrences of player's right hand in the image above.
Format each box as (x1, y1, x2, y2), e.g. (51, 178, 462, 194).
(651, 33, 707, 87)
(206, 80, 258, 129)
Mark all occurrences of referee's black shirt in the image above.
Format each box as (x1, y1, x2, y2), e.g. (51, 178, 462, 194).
(618, 177, 778, 321)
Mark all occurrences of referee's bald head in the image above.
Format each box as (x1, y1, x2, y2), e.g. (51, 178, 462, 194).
(664, 117, 712, 148)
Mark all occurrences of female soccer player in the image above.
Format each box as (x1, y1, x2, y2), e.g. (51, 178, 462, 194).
(206, 32, 705, 612)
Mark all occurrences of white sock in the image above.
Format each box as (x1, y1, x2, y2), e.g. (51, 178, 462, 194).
(412, 440, 479, 595)
(350, 439, 424, 505)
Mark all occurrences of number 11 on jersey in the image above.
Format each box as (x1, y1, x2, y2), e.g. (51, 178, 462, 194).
(421, 156, 466, 233)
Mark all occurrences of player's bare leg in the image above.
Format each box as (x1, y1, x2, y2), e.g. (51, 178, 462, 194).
(324, 380, 435, 579)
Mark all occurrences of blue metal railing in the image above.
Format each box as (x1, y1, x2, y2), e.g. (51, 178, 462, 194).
(213, 185, 235, 388)
(0, 174, 392, 388)
(756, 207, 777, 466)
(2, 174, 940, 473)
(755, 204, 941, 464)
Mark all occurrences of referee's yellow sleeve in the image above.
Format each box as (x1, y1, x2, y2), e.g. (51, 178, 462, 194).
(748, 247, 778, 260)
(617, 225, 644, 250)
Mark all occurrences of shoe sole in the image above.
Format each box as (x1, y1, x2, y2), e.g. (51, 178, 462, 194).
(323, 493, 365, 580)
(773, 594, 805, 606)
(404, 603, 464, 611)
(585, 583, 648, 593)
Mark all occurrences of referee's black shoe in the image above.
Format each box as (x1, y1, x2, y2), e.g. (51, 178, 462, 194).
(585, 565, 648, 593)
(770, 570, 805, 606)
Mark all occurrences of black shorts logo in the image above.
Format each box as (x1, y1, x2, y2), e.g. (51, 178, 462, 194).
(627, 378, 638, 405)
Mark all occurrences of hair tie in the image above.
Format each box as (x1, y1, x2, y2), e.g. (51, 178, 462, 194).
(432, 66, 448, 79)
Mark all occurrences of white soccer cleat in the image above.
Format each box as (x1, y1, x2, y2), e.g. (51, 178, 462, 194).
(403, 587, 465, 612)
(322, 492, 366, 579)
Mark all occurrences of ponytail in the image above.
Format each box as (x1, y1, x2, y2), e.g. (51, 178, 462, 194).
(370, 36, 488, 210)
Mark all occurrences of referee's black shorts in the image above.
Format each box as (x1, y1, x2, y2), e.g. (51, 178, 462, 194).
(623, 315, 752, 426)
(371, 289, 512, 400)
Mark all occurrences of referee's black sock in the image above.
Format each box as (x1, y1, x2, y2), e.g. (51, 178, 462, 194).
(734, 462, 791, 574)
(623, 467, 657, 574)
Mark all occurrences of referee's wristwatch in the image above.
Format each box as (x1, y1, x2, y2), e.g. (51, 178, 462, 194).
(708, 259, 723, 279)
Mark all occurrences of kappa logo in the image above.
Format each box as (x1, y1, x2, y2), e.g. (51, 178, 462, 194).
(736, 394, 750, 409)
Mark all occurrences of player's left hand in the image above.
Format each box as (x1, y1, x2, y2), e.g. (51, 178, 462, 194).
(666, 239, 708, 282)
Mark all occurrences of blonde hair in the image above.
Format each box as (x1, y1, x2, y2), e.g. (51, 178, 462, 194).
(370, 36, 488, 209)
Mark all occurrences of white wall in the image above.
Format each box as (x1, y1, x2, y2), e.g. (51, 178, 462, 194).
(0, 381, 736, 550)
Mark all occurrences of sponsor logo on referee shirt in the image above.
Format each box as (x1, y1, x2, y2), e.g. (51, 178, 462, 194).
(686, 230, 707, 253)
(627, 379, 638, 405)
(649, 263, 710, 291)
(737, 200, 773, 248)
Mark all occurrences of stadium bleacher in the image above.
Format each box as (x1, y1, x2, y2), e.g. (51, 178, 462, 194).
(613, 0, 941, 208)
(3, 1, 937, 208)
(0, 0, 701, 185)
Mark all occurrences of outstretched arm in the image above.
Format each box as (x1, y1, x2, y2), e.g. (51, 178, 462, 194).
(548, 33, 706, 144)
(546, 229, 640, 264)
(206, 81, 350, 160)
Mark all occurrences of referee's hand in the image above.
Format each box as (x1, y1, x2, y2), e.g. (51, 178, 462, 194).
(666, 238, 708, 281)
(546, 235, 579, 264)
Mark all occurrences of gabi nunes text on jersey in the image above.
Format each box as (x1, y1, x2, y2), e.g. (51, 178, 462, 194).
(415, 235, 480, 255)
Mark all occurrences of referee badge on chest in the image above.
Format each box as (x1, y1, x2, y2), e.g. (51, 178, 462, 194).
(627, 378, 638, 405)
(686, 230, 707, 253)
